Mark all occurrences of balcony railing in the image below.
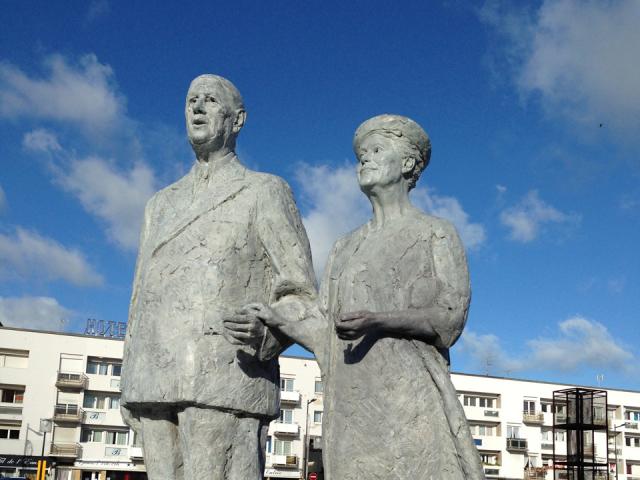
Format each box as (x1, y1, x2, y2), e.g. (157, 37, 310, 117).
(53, 404, 84, 422)
(270, 455, 298, 468)
(506, 437, 528, 452)
(484, 409, 499, 417)
(129, 446, 144, 460)
(523, 411, 544, 424)
(279, 390, 300, 404)
(525, 467, 547, 479)
(55, 372, 88, 389)
(50, 442, 82, 457)
(272, 422, 299, 435)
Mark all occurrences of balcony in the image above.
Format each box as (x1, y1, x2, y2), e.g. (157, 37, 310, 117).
(541, 443, 554, 450)
(129, 446, 144, 460)
(484, 409, 499, 418)
(523, 412, 544, 424)
(53, 404, 84, 422)
(525, 467, 547, 479)
(270, 455, 298, 468)
(272, 422, 299, 435)
(50, 442, 82, 457)
(279, 390, 300, 404)
(56, 372, 88, 390)
(506, 438, 528, 452)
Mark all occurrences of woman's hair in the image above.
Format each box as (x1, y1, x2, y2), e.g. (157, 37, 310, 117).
(353, 114, 431, 190)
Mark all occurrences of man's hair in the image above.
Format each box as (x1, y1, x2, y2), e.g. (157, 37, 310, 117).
(188, 74, 244, 113)
(353, 114, 431, 190)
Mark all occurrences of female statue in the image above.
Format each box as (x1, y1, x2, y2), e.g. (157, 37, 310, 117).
(245, 114, 484, 479)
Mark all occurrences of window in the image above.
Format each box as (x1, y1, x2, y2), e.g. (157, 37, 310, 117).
(314, 380, 323, 394)
(469, 424, 496, 437)
(0, 387, 25, 404)
(479, 397, 495, 408)
(83, 392, 120, 410)
(86, 358, 121, 376)
(541, 428, 552, 442)
(279, 409, 294, 424)
(625, 411, 640, 422)
(555, 431, 566, 442)
(280, 378, 294, 392)
(464, 395, 477, 407)
(541, 402, 551, 413)
(480, 453, 498, 465)
(524, 400, 536, 414)
(266, 436, 272, 454)
(507, 425, 521, 439)
(273, 439, 292, 455)
(313, 411, 323, 424)
(0, 349, 29, 369)
(626, 436, 640, 448)
(81, 428, 128, 445)
(0, 425, 20, 439)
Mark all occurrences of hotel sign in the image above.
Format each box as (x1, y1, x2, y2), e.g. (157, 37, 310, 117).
(84, 319, 127, 339)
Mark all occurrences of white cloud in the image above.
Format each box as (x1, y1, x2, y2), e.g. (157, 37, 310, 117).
(500, 189, 579, 242)
(297, 163, 370, 277)
(480, 0, 640, 138)
(458, 331, 524, 374)
(22, 128, 62, 153)
(0, 54, 125, 131)
(411, 189, 487, 250)
(0, 228, 103, 286)
(460, 316, 634, 375)
(55, 156, 157, 251)
(297, 162, 486, 277)
(0, 296, 72, 331)
(528, 316, 634, 372)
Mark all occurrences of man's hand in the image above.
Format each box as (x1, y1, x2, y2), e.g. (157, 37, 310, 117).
(222, 309, 266, 346)
(241, 303, 287, 328)
(335, 310, 382, 340)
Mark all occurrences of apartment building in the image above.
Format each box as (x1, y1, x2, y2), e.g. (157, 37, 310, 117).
(1, 325, 639, 480)
(0, 326, 144, 480)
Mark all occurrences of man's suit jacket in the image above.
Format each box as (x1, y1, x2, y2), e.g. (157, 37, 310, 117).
(121, 156, 316, 417)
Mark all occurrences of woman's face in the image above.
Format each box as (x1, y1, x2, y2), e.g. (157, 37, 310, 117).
(356, 133, 405, 191)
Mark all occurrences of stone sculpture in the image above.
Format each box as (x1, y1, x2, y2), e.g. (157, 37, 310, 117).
(247, 115, 485, 479)
(120, 74, 316, 480)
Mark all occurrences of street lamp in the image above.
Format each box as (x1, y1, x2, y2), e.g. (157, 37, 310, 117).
(303, 398, 317, 480)
(612, 422, 627, 480)
(39, 419, 52, 457)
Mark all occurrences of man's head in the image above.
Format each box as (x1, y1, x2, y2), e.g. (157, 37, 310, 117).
(353, 114, 431, 190)
(185, 74, 246, 157)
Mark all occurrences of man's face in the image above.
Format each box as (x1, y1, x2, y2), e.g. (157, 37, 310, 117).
(185, 78, 234, 149)
(356, 133, 405, 191)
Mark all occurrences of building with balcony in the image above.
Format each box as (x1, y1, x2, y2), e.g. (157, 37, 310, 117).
(2, 325, 640, 480)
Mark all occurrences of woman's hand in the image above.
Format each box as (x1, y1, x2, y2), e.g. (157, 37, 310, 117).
(335, 310, 381, 340)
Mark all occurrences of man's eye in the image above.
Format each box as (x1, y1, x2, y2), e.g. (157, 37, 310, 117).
(206, 96, 216, 103)
(189, 98, 196, 103)
(374, 147, 380, 153)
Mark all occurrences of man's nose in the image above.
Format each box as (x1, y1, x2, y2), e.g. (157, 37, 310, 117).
(193, 96, 206, 113)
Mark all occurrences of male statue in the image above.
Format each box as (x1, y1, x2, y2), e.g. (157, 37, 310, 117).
(120, 74, 316, 480)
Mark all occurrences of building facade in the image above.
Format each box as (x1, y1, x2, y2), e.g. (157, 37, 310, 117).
(1, 326, 639, 480)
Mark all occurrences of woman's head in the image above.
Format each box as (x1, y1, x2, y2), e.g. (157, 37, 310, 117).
(353, 114, 431, 191)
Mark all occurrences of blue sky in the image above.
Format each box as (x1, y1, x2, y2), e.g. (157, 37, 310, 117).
(0, 0, 638, 390)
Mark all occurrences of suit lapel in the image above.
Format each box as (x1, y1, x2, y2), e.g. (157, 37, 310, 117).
(150, 159, 248, 258)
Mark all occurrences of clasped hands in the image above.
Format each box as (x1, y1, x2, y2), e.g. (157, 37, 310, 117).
(222, 303, 381, 346)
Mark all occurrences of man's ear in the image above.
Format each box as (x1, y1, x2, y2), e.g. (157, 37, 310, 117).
(402, 156, 416, 175)
(233, 109, 246, 133)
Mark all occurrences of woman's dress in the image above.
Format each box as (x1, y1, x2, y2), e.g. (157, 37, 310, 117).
(316, 212, 485, 480)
